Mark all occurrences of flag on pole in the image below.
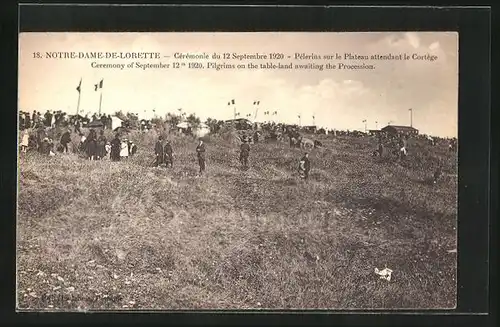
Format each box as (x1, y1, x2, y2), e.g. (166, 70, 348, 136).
(76, 78, 82, 93)
(95, 79, 103, 91)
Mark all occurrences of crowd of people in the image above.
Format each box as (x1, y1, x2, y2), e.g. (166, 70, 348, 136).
(19, 110, 115, 131)
(19, 109, 456, 182)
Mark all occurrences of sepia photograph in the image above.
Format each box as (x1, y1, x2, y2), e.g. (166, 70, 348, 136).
(17, 31, 458, 311)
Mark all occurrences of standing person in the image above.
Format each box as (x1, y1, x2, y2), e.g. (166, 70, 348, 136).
(19, 112, 25, 131)
(196, 138, 206, 175)
(298, 152, 311, 180)
(154, 136, 164, 167)
(20, 130, 29, 153)
(97, 130, 107, 159)
(44, 110, 51, 127)
(86, 129, 98, 160)
(36, 125, 46, 153)
(399, 135, 408, 159)
(129, 141, 137, 156)
(32, 111, 38, 127)
(239, 138, 250, 169)
(78, 133, 87, 153)
(164, 140, 173, 168)
(110, 134, 121, 161)
(100, 115, 107, 130)
(74, 118, 82, 135)
(120, 138, 129, 160)
(50, 111, 56, 128)
(105, 142, 111, 158)
(60, 129, 72, 153)
(24, 112, 31, 129)
(36, 112, 43, 127)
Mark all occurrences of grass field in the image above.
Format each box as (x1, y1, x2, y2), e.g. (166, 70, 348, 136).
(16, 129, 457, 310)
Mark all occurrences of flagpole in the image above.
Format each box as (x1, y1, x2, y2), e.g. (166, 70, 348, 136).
(99, 90, 103, 116)
(76, 90, 81, 116)
(76, 78, 82, 116)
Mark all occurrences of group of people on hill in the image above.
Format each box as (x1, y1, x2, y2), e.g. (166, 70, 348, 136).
(153, 136, 207, 175)
(19, 124, 138, 162)
(78, 131, 137, 161)
(19, 109, 117, 132)
(371, 133, 411, 160)
(151, 135, 311, 179)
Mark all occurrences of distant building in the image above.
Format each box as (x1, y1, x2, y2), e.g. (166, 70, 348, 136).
(381, 125, 419, 136)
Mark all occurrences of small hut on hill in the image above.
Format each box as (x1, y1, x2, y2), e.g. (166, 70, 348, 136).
(381, 125, 419, 136)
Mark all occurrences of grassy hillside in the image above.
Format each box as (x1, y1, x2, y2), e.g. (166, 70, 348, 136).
(17, 130, 457, 310)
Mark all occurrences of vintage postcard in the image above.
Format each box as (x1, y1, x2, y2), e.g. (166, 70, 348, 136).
(17, 32, 458, 311)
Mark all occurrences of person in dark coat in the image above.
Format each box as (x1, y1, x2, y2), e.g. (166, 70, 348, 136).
(129, 141, 137, 156)
(110, 134, 121, 161)
(41, 138, 51, 155)
(24, 113, 31, 129)
(164, 140, 173, 168)
(44, 110, 51, 127)
(36, 125, 46, 153)
(253, 131, 259, 144)
(19, 113, 25, 130)
(154, 136, 164, 167)
(86, 129, 98, 160)
(74, 118, 82, 134)
(97, 129, 107, 159)
(196, 139, 206, 174)
(60, 129, 72, 153)
(298, 152, 311, 180)
(239, 138, 250, 168)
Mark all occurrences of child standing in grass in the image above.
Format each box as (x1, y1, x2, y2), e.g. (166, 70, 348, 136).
(120, 138, 129, 160)
(20, 130, 29, 153)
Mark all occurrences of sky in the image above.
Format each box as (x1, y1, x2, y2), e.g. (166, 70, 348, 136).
(19, 32, 458, 137)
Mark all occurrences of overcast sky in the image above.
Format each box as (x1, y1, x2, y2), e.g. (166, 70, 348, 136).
(19, 32, 458, 137)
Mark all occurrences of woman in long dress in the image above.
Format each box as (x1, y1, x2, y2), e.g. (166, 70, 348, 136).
(110, 134, 121, 161)
(97, 130, 107, 160)
(86, 129, 98, 160)
(20, 130, 29, 153)
(120, 138, 129, 159)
